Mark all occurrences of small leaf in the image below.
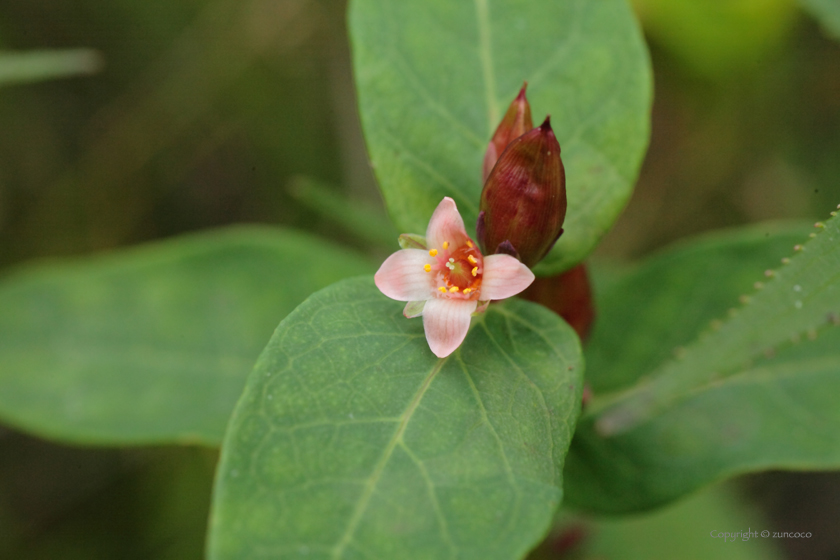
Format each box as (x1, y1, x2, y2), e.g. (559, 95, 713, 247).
(207, 277, 583, 560)
(0, 49, 103, 87)
(0, 226, 374, 445)
(564, 219, 840, 513)
(350, 0, 652, 275)
(399, 233, 428, 250)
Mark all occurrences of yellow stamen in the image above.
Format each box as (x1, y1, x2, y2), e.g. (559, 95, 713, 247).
(471, 266, 478, 277)
(424, 264, 431, 272)
(467, 255, 477, 264)
(449, 286, 459, 292)
(438, 286, 447, 293)
(463, 288, 471, 294)
(429, 249, 438, 257)
(466, 240, 473, 248)
(443, 241, 449, 250)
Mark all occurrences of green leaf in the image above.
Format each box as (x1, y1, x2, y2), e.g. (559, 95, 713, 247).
(585, 222, 812, 394)
(349, 0, 652, 275)
(208, 277, 583, 560)
(0, 49, 103, 87)
(566, 484, 783, 560)
(0, 226, 374, 445)
(564, 218, 840, 513)
(800, 0, 840, 39)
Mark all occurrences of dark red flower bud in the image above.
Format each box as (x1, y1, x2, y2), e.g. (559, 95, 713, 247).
(482, 83, 533, 182)
(477, 116, 566, 268)
(520, 263, 595, 341)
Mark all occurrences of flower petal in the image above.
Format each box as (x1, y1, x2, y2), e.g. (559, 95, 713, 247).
(422, 298, 477, 358)
(375, 249, 434, 301)
(481, 254, 535, 300)
(426, 197, 468, 250)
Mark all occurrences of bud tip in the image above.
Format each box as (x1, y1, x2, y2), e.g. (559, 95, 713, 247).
(539, 115, 552, 130)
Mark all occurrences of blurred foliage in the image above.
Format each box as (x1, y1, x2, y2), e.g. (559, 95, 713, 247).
(800, 0, 840, 39)
(0, 49, 103, 86)
(0, 430, 215, 560)
(0, 226, 374, 446)
(1, 0, 840, 558)
(598, 8, 840, 261)
(632, 0, 799, 78)
(529, 484, 783, 560)
(0, 0, 380, 268)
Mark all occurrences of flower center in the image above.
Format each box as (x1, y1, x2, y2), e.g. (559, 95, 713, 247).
(425, 239, 483, 298)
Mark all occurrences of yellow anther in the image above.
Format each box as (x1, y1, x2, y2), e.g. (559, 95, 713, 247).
(466, 240, 473, 248)
(471, 266, 478, 277)
(429, 249, 438, 257)
(467, 255, 477, 264)
(463, 288, 471, 294)
(449, 286, 459, 292)
(438, 286, 447, 293)
(443, 241, 449, 250)
(424, 264, 432, 272)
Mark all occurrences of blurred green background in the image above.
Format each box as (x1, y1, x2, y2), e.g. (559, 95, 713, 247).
(1, 0, 839, 558)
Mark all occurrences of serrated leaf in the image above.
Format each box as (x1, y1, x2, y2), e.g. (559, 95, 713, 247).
(349, 0, 652, 276)
(0, 226, 374, 445)
(801, 0, 840, 39)
(0, 49, 102, 87)
(585, 222, 812, 394)
(564, 218, 840, 513)
(207, 277, 583, 560)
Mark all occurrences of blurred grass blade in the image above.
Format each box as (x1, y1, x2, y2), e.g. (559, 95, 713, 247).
(0, 226, 374, 445)
(0, 49, 103, 87)
(208, 277, 583, 560)
(288, 175, 398, 249)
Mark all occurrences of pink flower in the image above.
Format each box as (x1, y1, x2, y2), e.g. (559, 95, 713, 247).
(375, 197, 535, 358)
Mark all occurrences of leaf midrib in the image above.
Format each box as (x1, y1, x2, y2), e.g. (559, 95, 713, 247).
(474, 0, 499, 131)
(330, 357, 447, 559)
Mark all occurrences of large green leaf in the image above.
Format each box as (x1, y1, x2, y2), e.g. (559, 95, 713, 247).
(564, 217, 840, 513)
(0, 226, 374, 445)
(208, 277, 583, 560)
(0, 49, 102, 87)
(349, 0, 652, 276)
(801, 0, 840, 39)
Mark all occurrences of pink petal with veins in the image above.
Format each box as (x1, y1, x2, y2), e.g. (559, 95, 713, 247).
(374, 249, 434, 301)
(426, 197, 468, 250)
(480, 254, 535, 301)
(422, 298, 477, 358)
